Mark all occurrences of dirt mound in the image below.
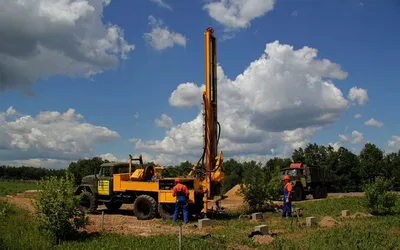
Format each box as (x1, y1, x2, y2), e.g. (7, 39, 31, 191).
(225, 185, 243, 200)
(252, 235, 274, 245)
(0, 196, 36, 213)
(319, 216, 340, 228)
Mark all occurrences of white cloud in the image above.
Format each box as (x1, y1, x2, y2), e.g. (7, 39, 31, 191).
(6, 106, 16, 116)
(354, 113, 362, 119)
(154, 114, 174, 128)
(388, 136, 400, 152)
(203, 0, 275, 31)
(0, 0, 134, 93)
(169, 82, 203, 108)
(134, 41, 351, 165)
(364, 118, 384, 128)
(134, 112, 140, 119)
(150, 0, 172, 11)
(328, 142, 341, 151)
(348, 86, 369, 106)
(143, 16, 187, 51)
(351, 130, 364, 144)
(339, 130, 364, 144)
(100, 153, 119, 162)
(0, 158, 70, 169)
(0, 106, 119, 163)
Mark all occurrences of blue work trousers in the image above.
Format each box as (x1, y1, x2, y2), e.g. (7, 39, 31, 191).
(173, 200, 189, 224)
(282, 197, 292, 217)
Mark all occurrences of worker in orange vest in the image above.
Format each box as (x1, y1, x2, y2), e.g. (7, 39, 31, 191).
(172, 178, 190, 224)
(282, 175, 293, 218)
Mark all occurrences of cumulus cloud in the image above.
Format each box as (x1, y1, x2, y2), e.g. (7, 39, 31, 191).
(149, 0, 172, 11)
(143, 16, 187, 51)
(0, 0, 134, 93)
(0, 106, 119, 163)
(169, 82, 203, 108)
(348, 86, 369, 105)
(100, 153, 119, 162)
(203, 0, 275, 31)
(154, 114, 174, 128)
(388, 135, 400, 152)
(339, 130, 364, 144)
(354, 113, 362, 119)
(134, 41, 353, 164)
(364, 118, 384, 128)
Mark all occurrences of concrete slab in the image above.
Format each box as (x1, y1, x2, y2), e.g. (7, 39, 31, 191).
(252, 212, 264, 221)
(198, 218, 215, 228)
(306, 217, 317, 227)
(342, 210, 350, 217)
(254, 225, 269, 235)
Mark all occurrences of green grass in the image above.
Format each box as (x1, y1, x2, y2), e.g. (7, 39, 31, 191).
(0, 180, 41, 196)
(1, 196, 400, 249)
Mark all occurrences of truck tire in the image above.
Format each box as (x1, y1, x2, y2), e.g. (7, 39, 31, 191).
(79, 191, 97, 214)
(313, 185, 322, 199)
(158, 203, 175, 220)
(292, 186, 304, 201)
(105, 202, 123, 212)
(133, 195, 157, 220)
(321, 186, 328, 198)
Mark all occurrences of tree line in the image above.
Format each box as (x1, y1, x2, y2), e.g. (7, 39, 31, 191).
(1, 142, 399, 192)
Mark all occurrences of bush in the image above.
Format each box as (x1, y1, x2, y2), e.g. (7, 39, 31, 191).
(239, 162, 282, 212)
(364, 177, 397, 215)
(33, 171, 89, 244)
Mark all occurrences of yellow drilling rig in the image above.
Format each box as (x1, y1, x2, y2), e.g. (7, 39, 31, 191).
(76, 27, 224, 220)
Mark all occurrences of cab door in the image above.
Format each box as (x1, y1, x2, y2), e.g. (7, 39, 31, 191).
(97, 167, 113, 198)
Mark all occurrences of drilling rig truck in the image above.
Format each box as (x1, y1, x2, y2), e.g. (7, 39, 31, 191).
(76, 27, 224, 220)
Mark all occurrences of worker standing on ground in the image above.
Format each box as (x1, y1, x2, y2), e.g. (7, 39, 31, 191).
(172, 178, 190, 224)
(282, 175, 293, 218)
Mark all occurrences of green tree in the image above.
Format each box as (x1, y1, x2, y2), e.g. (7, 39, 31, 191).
(359, 143, 384, 184)
(34, 172, 89, 244)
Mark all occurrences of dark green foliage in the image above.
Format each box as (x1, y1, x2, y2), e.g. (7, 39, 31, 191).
(364, 177, 397, 215)
(0, 165, 65, 180)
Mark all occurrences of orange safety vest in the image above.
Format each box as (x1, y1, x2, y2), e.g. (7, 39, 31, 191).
(173, 183, 189, 202)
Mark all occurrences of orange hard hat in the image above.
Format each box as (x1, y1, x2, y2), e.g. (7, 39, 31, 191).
(175, 178, 181, 183)
(282, 175, 290, 181)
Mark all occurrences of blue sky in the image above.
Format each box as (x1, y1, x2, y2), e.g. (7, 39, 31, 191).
(0, 0, 399, 168)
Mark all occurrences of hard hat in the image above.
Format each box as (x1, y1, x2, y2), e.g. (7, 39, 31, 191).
(282, 175, 290, 181)
(175, 178, 181, 183)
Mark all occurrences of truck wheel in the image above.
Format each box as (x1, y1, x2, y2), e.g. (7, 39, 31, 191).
(133, 195, 157, 220)
(105, 202, 122, 212)
(292, 186, 303, 201)
(79, 191, 97, 214)
(158, 203, 175, 220)
(321, 186, 328, 198)
(313, 186, 322, 199)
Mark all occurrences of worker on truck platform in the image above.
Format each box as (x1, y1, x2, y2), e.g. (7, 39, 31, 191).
(172, 178, 190, 224)
(282, 175, 293, 218)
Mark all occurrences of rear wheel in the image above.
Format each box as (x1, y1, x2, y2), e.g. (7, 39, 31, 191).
(79, 191, 97, 214)
(105, 202, 122, 212)
(133, 195, 157, 220)
(158, 203, 175, 220)
(313, 185, 322, 199)
(292, 186, 304, 201)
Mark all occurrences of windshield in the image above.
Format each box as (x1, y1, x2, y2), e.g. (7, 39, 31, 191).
(281, 169, 301, 177)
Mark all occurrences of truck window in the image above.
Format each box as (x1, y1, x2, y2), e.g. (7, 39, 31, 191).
(101, 167, 112, 177)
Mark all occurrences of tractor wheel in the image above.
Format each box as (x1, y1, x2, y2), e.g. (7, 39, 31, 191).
(79, 191, 97, 214)
(321, 186, 328, 198)
(158, 203, 175, 220)
(292, 186, 304, 201)
(133, 195, 157, 220)
(313, 185, 322, 199)
(105, 202, 122, 212)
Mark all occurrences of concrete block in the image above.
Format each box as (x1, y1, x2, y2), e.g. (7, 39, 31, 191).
(306, 217, 317, 227)
(252, 212, 264, 221)
(254, 225, 269, 235)
(342, 210, 350, 217)
(198, 218, 214, 228)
